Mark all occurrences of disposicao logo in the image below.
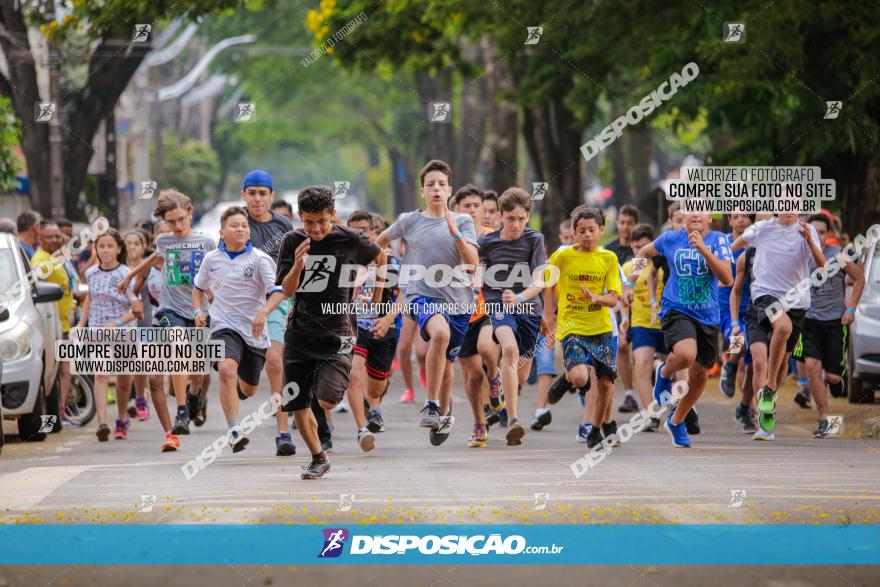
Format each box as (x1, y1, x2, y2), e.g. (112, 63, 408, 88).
(319, 528, 349, 558)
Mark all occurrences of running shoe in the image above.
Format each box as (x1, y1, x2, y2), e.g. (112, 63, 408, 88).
(485, 404, 501, 427)
(127, 398, 137, 418)
(332, 400, 349, 414)
(531, 409, 552, 431)
(367, 409, 385, 433)
(644, 417, 661, 432)
(135, 396, 150, 421)
(576, 423, 592, 443)
(186, 391, 202, 421)
(275, 432, 296, 456)
(752, 427, 775, 441)
(161, 433, 180, 452)
(505, 419, 525, 446)
(107, 390, 116, 405)
(419, 402, 442, 429)
(719, 360, 737, 398)
(547, 375, 573, 405)
(794, 389, 812, 409)
(488, 374, 504, 411)
(358, 428, 375, 452)
(468, 423, 487, 448)
(734, 405, 757, 433)
(756, 386, 778, 415)
(618, 394, 639, 413)
(195, 393, 207, 427)
(430, 415, 454, 446)
(707, 361, 721, 377)
(684, 408, 700, 435)
(497, 407, 509, 428)
(229, 428, 249, 453)
(652, 362, 673, 406)
(320, 438, 333, 452)
(96, 423, 110, 442)
(399, 388, 415, 403)
(602, 421, 620, 447)
(418, 366, 427, 390)
(664, 416, 691, 448)
(585, 426, 604, 449)
(812, 419, 830, 439)
(114, 418, 129, 440)
(171, 410, 190, 435)
(301, 457, 330, 480)
(758, 411, 776, 434)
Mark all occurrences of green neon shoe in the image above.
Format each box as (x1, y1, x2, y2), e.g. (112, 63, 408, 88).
(756, 386, 777, 415)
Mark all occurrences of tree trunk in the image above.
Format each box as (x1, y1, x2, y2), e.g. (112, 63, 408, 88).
(415, 71, 455, 170)
(628, 124, 654, 221)
(481, 37, 518, 192)
(611, 105, 630, 209)
(455, 48, 487, 185)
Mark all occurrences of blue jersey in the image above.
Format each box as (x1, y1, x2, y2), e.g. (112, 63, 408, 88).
(653, 229, 732, 326)
(719, 233, 749, 317)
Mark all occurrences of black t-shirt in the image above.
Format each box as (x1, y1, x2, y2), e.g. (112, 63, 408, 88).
(605, 238, 634, 266)
(248, 211, 293, 260)
(276, 225, 381, 359)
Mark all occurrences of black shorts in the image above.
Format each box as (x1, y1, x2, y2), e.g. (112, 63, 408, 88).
(801, 318, 847, 375)
(661, 310, 719, 368)
(458, 315, 490, 358)
(282, 354, 352, 412)
(747, 295, 806, 353)
(354, 327, 398, 380)
(211, 329, 266, 386)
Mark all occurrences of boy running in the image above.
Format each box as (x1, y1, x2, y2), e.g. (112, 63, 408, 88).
(192, 206, 285, 452)
(719, 213, 754, 397)
(276, 186, 385, 479)
(376, 160, 479, 445)
(626, 212, 733, 448)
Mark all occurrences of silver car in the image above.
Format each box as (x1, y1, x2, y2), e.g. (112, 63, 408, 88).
(847, 241, 880, 403)
(0, 233, 65, 441)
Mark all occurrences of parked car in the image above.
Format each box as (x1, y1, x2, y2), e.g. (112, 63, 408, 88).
(0, 233, 65, 441)
(847, 241, 880, 403)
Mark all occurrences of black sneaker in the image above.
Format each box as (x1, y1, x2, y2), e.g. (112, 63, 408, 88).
(531, 409, 552, 431)
(794, 390, 812, 409)
(812, 419, 830, 439)
(618, 395, 639, 413)
(602, 421, 619, 446)
(96, 423, 110, 442)
(367, 409, 385, 433)
(585, 426, 604, 449)
(301, 457, 330, 480)
(275, 432, 296, 456)
(684, 408, 700, 435)
(171, 410, 190, 435)
(719, 360, 737, 398)
(485, 405, 501, 427)
(186, 391, 202, 421)
(320, 438, 333, 452)
(229, 429, 249, 453)
(644, 417, 661, 432)
(547, 375, 572, 405)
(419, 402, 442, 429)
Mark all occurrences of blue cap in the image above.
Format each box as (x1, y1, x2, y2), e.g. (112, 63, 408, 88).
(243, 169, 273, 191)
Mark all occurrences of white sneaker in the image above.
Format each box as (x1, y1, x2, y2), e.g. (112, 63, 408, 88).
(332, 400, 349, 414)
(752, 428, 775, 441)
(357, 429, 375, 452)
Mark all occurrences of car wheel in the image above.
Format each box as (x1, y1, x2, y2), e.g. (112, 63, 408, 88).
(65, 374, 96, 428)
(846, 344, 875, 404)
(18, 378, 48, 442)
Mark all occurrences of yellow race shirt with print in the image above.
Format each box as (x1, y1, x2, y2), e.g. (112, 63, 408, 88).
(622, 259, 663, 329)
(30, 249, 74, 332)
(547, 246, 621, 338)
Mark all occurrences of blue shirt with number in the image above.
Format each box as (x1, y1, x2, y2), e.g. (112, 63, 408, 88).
(653, 229, 732, 326)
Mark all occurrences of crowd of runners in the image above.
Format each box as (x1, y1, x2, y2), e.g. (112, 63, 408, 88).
(5, 158, 866, 479)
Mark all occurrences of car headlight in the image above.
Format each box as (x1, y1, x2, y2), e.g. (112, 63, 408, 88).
(859, 305, 880, 321)
(0, 321, 31, 361)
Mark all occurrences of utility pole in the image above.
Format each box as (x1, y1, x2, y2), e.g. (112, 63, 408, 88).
(45, 0, 65, 218)
(105, 109, 120, 227)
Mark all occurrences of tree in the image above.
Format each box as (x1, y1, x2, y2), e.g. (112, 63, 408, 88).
(0, 95, 21, 192)
(161, 133, 220, 204)
(0, 0, 246, 219)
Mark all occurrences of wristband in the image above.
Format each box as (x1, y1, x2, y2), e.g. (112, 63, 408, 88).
(453, 232, 463, 241)
(625, 280, 635, 288)
(115, 318, 123, 327)
(650, 298, 658, 306)
(846, 307, 856, 313)
(517, 293, 526, 304)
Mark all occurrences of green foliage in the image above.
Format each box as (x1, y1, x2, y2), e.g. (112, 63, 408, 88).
(160, 135, 221, 203)
(0, 97, 21, 193)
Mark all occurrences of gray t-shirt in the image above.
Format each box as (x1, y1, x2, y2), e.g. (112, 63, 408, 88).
(248, 211, 292, 261)
(385, 211, 478, 312)
(807, 244, 845, 321)
(154, 232, 216, 319)
(477, 228, 545, 317)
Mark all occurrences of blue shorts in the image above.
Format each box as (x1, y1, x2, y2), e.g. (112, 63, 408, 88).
(561, 332, 617, 382)
(489, 311, 541, 357)
(721, 315, 752, 365)
(536, 344, 557, 376)
(629, 326, 668, 353)
(155, 309, 198, 328)
(410, 296, 471, 362)
(267, 298, 290, 344)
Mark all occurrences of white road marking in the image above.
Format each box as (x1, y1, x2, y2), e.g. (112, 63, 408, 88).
(0, 466, 94, 510)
